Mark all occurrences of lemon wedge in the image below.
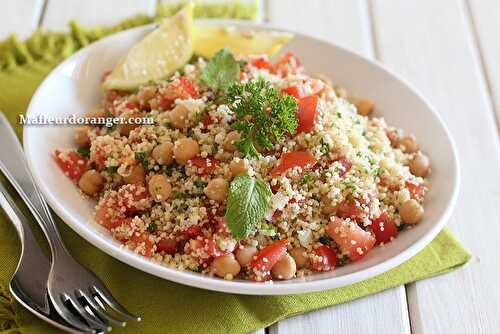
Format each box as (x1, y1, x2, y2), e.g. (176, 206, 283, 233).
(192, 25, 294, 58)
(103, 4, 194, 91)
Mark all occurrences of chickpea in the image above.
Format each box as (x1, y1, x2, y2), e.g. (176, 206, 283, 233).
(204, 178, 229, 202)
(235, 246, 257, 267)
(118, 112, 145, 137)
(409, 153, 430, 177)
(355, 99, 375, 116)
(321, 196, 337, 215)
(212, 253, 241, 278)
(74, 126, 90, 148)
(271, 254, 297, 280)
(123, 164, 145, 184)
(229, 159, 247, 177)
(400, 199, 424, 224)
(173, 138, 199, 165)
(169, 104, 190, 129)
(152, 142, 174, 165)
(148, 174, 172, 202)
(223, 131, 241, 152)
(399, 134, 419, 153)
(78, 170, 104, 195)
(289, 247, 310, 269)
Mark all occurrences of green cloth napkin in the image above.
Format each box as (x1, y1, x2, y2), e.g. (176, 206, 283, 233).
(0, 3, 471, 334)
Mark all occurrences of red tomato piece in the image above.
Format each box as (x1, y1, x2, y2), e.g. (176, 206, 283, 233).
(270, 151, 317, 177)
(179, 77, 198, 98)
(190, 156, 219, 175)
(296, 95, 319, 133)
(181, 225, 203, 238)
(157, 238, 177, 255)
(251, 239, 288, 272)
(250, 57, 270, 69)
(131, 232, 155, 257)
(272, 52, 302, 76)
(281, 86, 303, 99)
(337, 199, 369, 221)
(405, 181, 425, 200)
(333, 157, 352, 177)
(54, 149, 89, 182)
(371, 212, 398, 245)
(326, 218, 376, 261)
(202, 114, 213, 129)
(116, 183, 150, 213)
(311, 245, 337, 271)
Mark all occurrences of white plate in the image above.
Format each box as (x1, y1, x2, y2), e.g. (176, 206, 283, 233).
(24, 20, 459, 295)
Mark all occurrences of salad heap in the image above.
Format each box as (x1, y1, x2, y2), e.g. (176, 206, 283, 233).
(55, 7, 430, 281)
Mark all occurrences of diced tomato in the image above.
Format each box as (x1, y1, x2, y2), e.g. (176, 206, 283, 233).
(96, 203, 126, 230)
(104, 90, 126, 115)
(190, 156, 219, 175)
(179, 77, 198, 98)
(125, 101, 140, 110)
(130, 232, 155, 257)
(379, 177, 400, 191)
(239, 71, 244, 81)
(337, 199, 369, 221)
(371, 212, 398, 245)
(202, 114, 213, 129)
(281, 86, 303, 99)
(250, 57, 270, 69)
(272, 52, 302, 76)
(206, 237, 226, 258)
(54, 149, 89, 182)
(157, 238, 177, 255)
(116, 183, 150, 213)
(213, 216, 229, 235)
(296, 95, 318, 133)
(270, 151, 317, 177)
(181, 225, 203, 238)
(326, 218, 376, 261)
(333, 157, 352, 177)
(251, 239, 288, 272)
(311, 245, 337, 271)
(405, 181, 425, 200)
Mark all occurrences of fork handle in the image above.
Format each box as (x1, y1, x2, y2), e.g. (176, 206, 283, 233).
(0, 113, 68, 258)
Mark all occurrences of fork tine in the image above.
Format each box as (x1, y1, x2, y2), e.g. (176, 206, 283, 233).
(77, 290, 127, 327)
(52, 295, 97, 334)
(63, 293, 111, 333)
(91, 286, 141, 322)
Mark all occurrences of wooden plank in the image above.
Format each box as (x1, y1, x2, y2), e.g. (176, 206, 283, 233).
(371, 0, 500, 333)
(41, 0, 156, 30)
(0, 0, 45, 39)
(467, 0, 500, 125)
(267, 1, 410, 333)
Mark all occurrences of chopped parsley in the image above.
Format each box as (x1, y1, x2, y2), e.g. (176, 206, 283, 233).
(134, 152, 148, 168)
(76, 147, 90, 157)
(300, 172, 315, 185)
(106, 166, 118, 174)
(226, 79, 298, 157)
(320, 137, 330, 157)
(194, 178, 207, 189)
(319, 235, 331, 245)
(146, 222, 157, 233)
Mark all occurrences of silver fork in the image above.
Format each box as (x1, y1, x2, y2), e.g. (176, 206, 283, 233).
(0, 113, 141, 333)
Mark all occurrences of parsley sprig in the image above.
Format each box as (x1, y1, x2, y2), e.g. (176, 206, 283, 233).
(226, 79, 298, 157)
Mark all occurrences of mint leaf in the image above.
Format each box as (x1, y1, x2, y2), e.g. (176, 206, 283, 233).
(225, 174, 272, 239)
(200, 48, 240, 91)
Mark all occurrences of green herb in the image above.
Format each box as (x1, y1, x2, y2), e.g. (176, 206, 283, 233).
(193, 266, 203, 273)
(261, 223, 277, 237)
(106, 166, 118, 174)
(319, 137, 330, 157)
(319, 235, 331, 245)
(238, 59, 248, 68)
(337, 112, 342, 118)
(76, 147, 90, 157)
(225, 174, 272, 239)
(134, 152, 148, 168)
(337, 255, 350, 267)
(146, 222, 157, 233)
(194, 178, 207, 189)
(163, 122, 172, 129)
(106, 125, 116, 133)
(177, 203, 189, 212)
(226, 79, 298, 157)
(397, 223, 406, 231)
(170, 191, 182, 199)
(301, 172, 315, 185)
(178, 68, 186, 76)
(200, 48, 240, 91)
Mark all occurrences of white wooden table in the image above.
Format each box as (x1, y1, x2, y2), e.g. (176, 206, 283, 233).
(2, 1, 500, 333)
